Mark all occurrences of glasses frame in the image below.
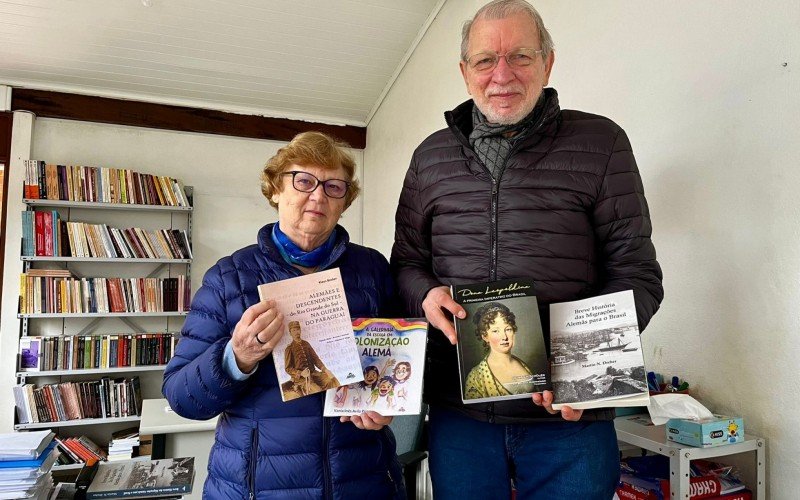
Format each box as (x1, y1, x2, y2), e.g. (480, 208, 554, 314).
(282, 170, 351, 199)
(465, 48, 544, 72)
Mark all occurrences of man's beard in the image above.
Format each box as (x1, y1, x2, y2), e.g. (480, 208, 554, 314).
(477, 98, 537, 125)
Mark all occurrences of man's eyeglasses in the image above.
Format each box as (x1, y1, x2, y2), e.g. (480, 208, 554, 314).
(282, 170, 351, 199)
(465, 48, 543, 72)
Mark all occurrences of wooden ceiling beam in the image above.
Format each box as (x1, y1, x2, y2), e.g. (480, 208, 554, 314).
(11, 88, 366, 149)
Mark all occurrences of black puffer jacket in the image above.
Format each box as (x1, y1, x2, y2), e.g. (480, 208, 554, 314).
(390, 89, 663, 423)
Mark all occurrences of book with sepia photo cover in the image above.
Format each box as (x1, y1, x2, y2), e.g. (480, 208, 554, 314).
(257, 268, 364, 402)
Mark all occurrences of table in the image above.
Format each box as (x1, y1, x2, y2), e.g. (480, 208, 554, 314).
(139, 399, 218, 500)
(614, 414, 765, 499)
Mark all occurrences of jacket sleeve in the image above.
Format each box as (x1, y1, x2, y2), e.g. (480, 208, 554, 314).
(390, 155, 442, 316)
(593, 129, 664, 331)
(162, 263, 252, 420)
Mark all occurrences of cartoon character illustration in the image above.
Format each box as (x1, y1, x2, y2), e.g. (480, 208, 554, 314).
(392, 361, 412, 409)
(368, 376, 396, 410)
(333, 386, 349, 408)
(727, 421, 739, 442)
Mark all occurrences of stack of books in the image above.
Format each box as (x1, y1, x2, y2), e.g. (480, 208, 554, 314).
(53, 435, 106, 466)
(107, 427, 140, 461)
(0, 430, 57, 499)
(617, 455, 751, 500)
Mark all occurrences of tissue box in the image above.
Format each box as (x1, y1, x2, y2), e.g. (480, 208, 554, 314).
(666, 415, 744, 448)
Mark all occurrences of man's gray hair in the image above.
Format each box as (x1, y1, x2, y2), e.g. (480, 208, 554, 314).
(460, 0, 554, 61)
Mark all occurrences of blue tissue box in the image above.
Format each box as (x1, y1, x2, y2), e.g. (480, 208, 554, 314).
(666, 414, 744, 448)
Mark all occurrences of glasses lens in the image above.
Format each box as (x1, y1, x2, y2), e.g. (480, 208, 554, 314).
(506, 49, 538, 67)
(469, 52, 498, 71)
(323, 180, 348, 199)
(292, 171, 318, 192)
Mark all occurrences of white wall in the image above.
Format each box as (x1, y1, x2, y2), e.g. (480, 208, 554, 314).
(0, 116, 364, 432)
(364, 0, 799, 496)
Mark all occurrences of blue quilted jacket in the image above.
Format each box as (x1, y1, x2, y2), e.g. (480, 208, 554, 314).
(163, 223, 404, 500)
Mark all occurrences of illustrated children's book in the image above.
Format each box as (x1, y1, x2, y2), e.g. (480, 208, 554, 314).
(323, 318, 428, 416)
(258, 268, 364, 402)
(452, 279, 551, 404)
(85, 456, 194, 499)
(549, 290, 649, 410)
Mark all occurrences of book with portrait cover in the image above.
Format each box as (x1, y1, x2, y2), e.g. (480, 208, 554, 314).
(452, 279, 550, 404)
(549, 290, 649, 410)
(85, 456, 194, 499)
(258, 268, 364, 402)
(323, 318, 428, 416)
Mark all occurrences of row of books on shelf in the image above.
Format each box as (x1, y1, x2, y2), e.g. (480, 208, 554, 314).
(13, 376, 143, 425)
(23, 160, 191, 207)
(51, 429, 152, 467)
(54, 435, 108, 465)
(19, 333, 177, 372)
(21, 210, 193, 259)
(617, 455, 751, 500)
(19, 273, 191, 314)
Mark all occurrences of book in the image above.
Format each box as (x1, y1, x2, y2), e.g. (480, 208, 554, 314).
(549, 290, 649, 410)
(19, 337, 42, 372)
(452, 279, 551, 403)
(323, 318, 428, 416)
(0, 430, 54, 460)
(257, 268, 364, 402)
(85, 457, 195, 499)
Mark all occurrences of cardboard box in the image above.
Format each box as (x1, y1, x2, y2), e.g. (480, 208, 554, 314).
(666, 414, 744, 447)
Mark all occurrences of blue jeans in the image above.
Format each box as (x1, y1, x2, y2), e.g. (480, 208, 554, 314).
(428, 406, 619, 500)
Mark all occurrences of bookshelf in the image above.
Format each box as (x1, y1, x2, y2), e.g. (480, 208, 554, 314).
(13, 165, 194, 469)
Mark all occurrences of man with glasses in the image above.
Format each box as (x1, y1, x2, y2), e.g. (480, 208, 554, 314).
(391, 1, 663, 498)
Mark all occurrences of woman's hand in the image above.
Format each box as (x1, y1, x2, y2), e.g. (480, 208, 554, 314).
(231, 300, 285, 373)
(340, 411, 393, 431)
(532, 390, 583, 421)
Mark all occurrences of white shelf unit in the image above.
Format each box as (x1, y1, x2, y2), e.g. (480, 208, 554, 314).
(17, 365, 167, 378)
(615, 414, 765, 499)
(15, 415, 141, 430)
(23, 199, 193, 213)
(15, 191, 193, 462)
(22, 257, 191, 263)
(19, 312, 188, 319)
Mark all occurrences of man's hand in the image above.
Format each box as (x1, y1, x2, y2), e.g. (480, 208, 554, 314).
(422, 286, 466, 345)
(531, 390, 583, 421)
(340, 411, 393, 430)
(231, 299, 284, 373)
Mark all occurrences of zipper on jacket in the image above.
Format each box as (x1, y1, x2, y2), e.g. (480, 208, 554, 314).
(249, 425, 258, 500)
(490, 177, 499, 280)
(487, 402, 496, 424)
(322, 410, 333, 500)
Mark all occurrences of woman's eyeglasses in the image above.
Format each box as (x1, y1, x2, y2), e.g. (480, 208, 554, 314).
(282, 170, 350, 199)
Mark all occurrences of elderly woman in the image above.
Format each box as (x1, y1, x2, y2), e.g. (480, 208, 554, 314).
(464, 302, 534, 399)
(162, 132, 404, 499)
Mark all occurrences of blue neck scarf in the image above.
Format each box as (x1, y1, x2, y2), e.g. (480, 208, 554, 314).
(271, 223, 337, 268)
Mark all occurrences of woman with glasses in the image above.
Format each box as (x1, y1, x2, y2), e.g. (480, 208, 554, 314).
(163, 131, 404, 499)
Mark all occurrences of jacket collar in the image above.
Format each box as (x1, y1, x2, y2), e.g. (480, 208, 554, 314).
(445, 87, 561, 148)
(257, 223, 350, 272)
